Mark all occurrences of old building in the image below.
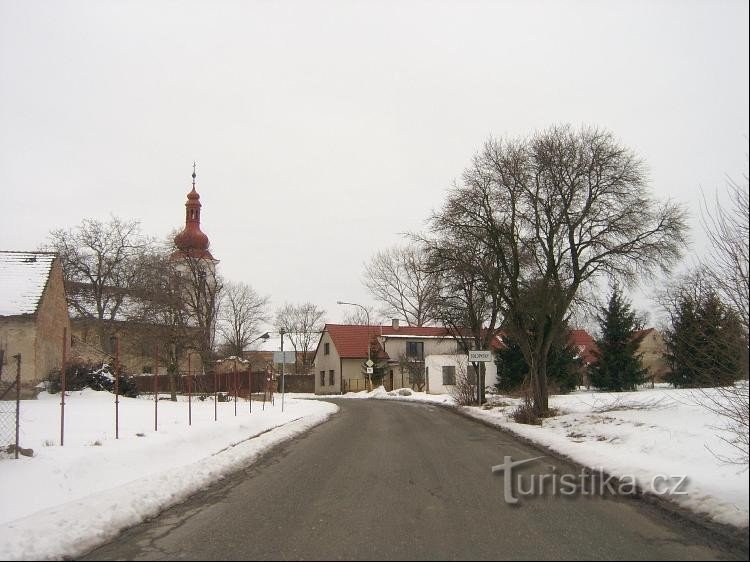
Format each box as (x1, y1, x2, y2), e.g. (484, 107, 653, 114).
(0, 251, 71, 394)
(634, 328, 670, 384)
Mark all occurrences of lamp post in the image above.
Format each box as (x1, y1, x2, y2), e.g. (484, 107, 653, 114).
(246, 332, 270, 412)
(280, 328, 287, 412)
(337, 301, 372, 390)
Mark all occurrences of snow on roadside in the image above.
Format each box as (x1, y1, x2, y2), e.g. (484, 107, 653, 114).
(0, 390, 337, 560)
(321, 386, 456, 406)
(341, 385, 749, 529)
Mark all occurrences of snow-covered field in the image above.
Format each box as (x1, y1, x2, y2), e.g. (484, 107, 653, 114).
(345, 384, 749, 529)
(0, 390, 338, 560)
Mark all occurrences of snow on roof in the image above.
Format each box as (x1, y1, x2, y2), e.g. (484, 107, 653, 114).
(0, 251, 57, 316)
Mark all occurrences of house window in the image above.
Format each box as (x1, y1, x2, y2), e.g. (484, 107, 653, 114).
(442, 365, 456, 385)
(329, 370, 335, 386)
(324, 342, 330, 355)
(320, 371, 326, 386)
(406, 341, 424, 359)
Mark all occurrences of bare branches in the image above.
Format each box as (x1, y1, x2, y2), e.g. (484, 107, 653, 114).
(218, 281, 270, 356)
(700, 174, 749, 333)
(47, 216, 154, 346)
(363, 244, 439, 326)
(696, 382, 749, 468)
(342, 304, 378, 325)
(275, 303, 326, 374)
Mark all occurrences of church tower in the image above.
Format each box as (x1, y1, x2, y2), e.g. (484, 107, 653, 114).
(172, 164, 218, 266)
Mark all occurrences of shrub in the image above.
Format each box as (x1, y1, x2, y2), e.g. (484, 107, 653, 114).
(48, 361, 139, 397)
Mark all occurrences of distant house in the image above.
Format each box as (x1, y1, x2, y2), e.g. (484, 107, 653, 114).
(573, 327, 668, 387)
(0, 251, 71, 395)
(633, 328, 669, 384)
(313, 320, 503, 395)
(568, 329, 598, 388)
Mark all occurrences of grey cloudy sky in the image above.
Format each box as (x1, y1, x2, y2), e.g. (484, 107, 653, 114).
(1, 0, 748, 336)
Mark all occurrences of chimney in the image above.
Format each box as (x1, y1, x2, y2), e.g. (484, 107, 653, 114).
(392, 319, 400, 330)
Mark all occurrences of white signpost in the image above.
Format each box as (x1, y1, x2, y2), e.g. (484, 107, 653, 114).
(468, 350, 493, 362)
(468, 350, 492, 406)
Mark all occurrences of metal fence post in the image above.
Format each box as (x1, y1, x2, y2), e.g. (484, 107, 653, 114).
(115, 336, 120, 440)
(154, 344, 159, 432)
(14, 354, 21, 460)
(61, 328, 67, 447)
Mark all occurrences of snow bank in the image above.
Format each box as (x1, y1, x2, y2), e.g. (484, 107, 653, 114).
(0, 390, 337, 560)
(333, 386, 456, 406)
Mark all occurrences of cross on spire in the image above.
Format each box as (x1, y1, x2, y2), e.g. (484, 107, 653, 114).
(192, 161, 197, 188)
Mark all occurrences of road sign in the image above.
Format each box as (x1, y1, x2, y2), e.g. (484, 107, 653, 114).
(273, 351, 296, 364)
(468, 350, 493, 362)
(366, 367, 374, 374)
(365, 359, 374, 368)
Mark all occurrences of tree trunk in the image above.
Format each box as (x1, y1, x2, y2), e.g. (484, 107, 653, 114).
(532, 358, 549, 415)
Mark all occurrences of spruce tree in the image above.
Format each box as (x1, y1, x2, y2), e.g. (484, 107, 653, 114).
(664, 288, 744, 387)
(496, 329, 581, 394)
(589, 286, 647, 391)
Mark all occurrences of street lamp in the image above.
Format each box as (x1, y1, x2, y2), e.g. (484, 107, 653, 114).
(245, 332, 270, 412)
(337, 301, 373, 390)
(336, 301, 371, 363)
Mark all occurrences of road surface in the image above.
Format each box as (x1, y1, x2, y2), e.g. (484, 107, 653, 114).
(82, 399, 747, 560)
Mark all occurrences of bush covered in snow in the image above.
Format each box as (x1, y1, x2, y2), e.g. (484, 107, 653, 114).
(47, 362, 140, 398)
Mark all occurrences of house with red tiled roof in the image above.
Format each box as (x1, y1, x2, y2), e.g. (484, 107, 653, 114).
(569, 329, 598, 366)
(570, 327, 667, 387)
(313, 320, 503, 395)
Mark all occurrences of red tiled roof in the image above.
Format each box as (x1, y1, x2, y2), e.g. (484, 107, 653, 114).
(320, 324, 505, 359)
(569, 329, 598, 364)
(323, 324, 452, 360)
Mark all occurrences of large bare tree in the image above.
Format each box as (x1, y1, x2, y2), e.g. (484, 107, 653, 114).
(218, 281, 270, 356)
(47, 216, 153, 349)
(421, 224, 505, 403)
(426, 125, 687, 413)
(363, 244, 439, 326)
(275, 302, 326, 374)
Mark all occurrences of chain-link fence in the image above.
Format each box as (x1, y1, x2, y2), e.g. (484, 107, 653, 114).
(0, 352, 21, 457)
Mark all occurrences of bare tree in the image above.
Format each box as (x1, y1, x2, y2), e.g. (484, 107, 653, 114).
(363, 244, 439, 326)
(47, 216, 153, 348)
(421, 227, 505, 403)
(126, 250, 195, 398)
(174, 251, 223, 373)
(275, 303, 326, 374)
(219, 281, 270, 356)
(700, 174, 749, 333)
(126, 239, 223, 398)
(426, 125, 688, 414)
(341, 304, 379, 325)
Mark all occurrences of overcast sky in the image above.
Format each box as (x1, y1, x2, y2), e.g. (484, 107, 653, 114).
(1, 0, 748, 343)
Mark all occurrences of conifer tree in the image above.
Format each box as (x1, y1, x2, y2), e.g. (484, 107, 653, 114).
(496, 329, 581, 394)
(589, 286, 647, 391)
(664, 286, 745, 387)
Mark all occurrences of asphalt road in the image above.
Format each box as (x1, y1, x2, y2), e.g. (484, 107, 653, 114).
(82, 399, 747, 561)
